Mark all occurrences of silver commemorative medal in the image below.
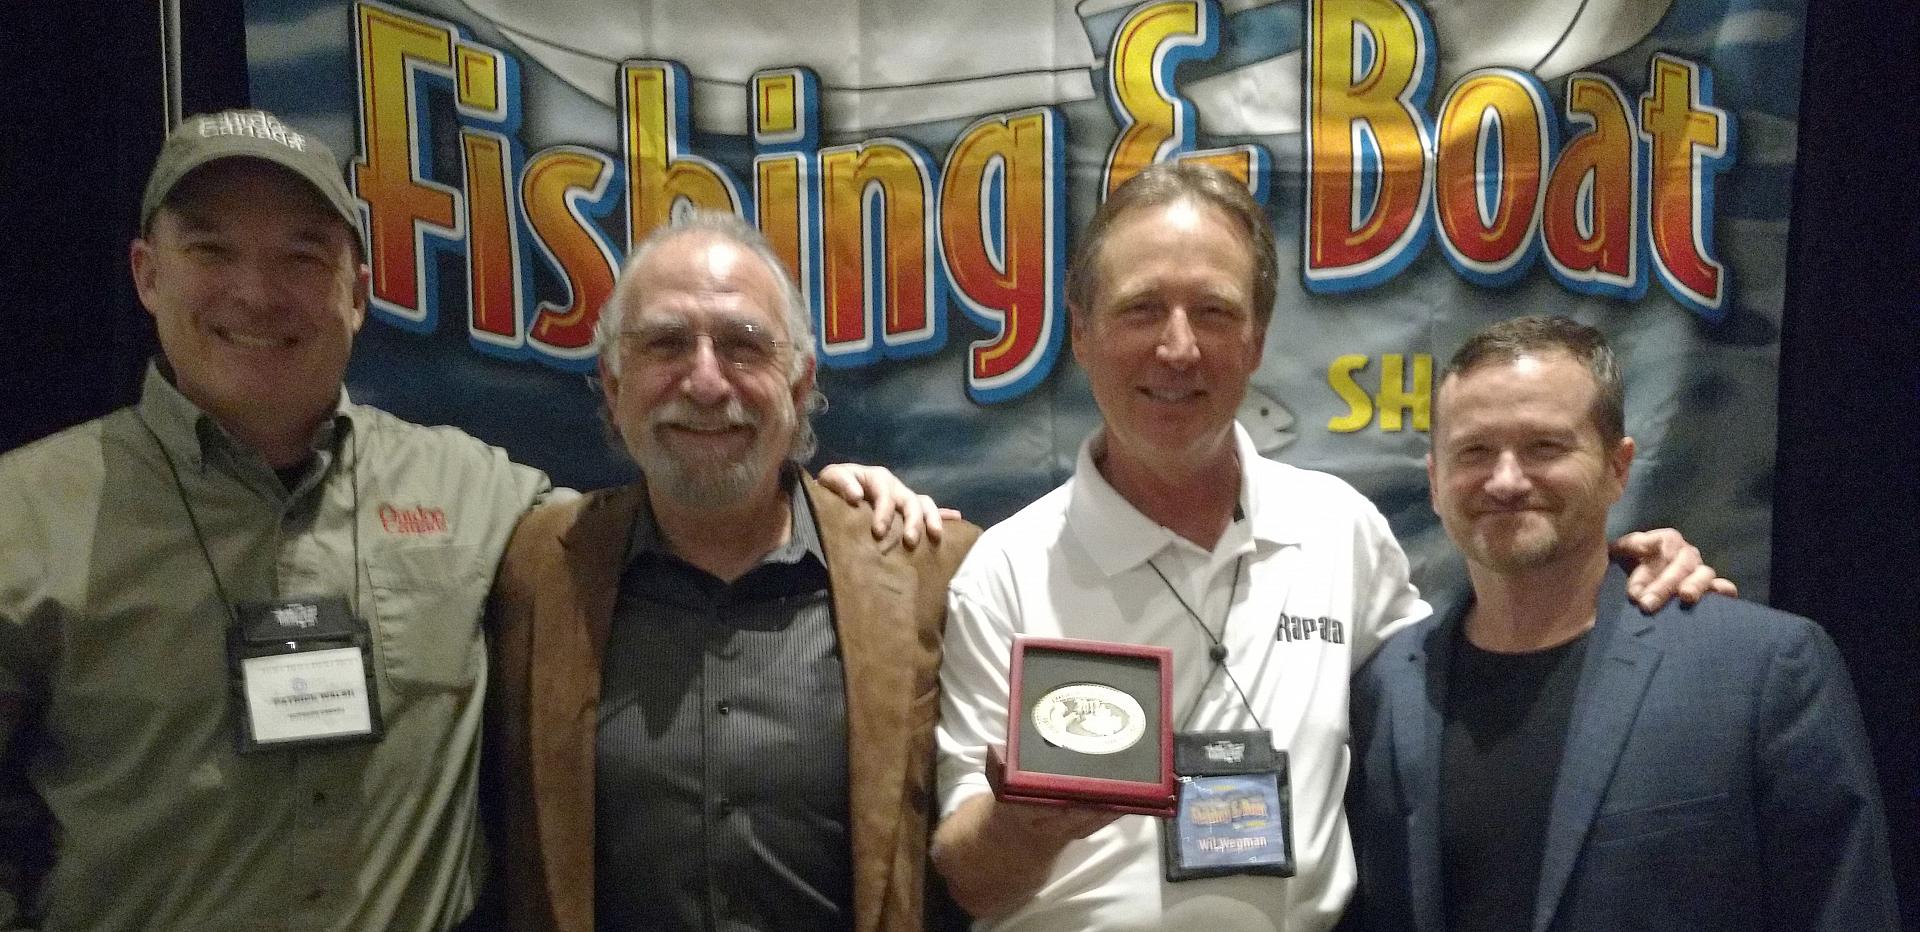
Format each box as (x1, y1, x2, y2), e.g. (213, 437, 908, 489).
(1032, 682, 1147, 755)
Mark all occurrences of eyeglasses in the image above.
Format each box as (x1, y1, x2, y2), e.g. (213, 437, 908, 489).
(618, 320, 790, 371)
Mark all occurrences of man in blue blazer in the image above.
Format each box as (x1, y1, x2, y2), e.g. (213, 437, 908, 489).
(1345, 316, 1898, 932)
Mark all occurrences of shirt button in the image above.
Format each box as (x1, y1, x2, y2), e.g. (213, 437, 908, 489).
(716, 796, 733, 813)
(312, 790, 329, 806)
(715, 700, 730, 715)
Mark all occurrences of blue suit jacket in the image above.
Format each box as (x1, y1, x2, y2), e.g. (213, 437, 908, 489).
(1345, 565, 1898, 932)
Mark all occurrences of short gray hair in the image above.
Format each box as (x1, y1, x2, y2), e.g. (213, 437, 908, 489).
(595, 210, 824, 462)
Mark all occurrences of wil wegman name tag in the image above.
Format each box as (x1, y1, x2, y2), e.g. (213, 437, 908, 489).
(987, 636, 1175, 817)
(1161, 731, 1296, 881)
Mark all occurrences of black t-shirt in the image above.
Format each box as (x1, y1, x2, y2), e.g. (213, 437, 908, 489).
(1439, 630, 1589, 932)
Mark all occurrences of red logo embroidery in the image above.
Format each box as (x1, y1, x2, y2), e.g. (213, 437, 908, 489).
(378, 504, 448, 535)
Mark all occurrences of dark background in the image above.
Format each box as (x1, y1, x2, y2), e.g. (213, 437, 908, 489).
(1, 1, 1914, 924)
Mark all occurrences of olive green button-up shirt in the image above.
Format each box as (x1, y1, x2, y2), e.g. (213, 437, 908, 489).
(0, 366, 549, 932)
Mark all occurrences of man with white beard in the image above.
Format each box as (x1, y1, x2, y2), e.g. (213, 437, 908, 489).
(485, 211, 980, 932)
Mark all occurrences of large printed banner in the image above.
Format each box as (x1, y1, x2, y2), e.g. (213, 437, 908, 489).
(244, 0, 1802, 609)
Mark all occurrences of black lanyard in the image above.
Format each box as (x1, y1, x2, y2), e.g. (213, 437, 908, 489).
(1146, 554, 1265, 731)
(138, 415, 363, 618)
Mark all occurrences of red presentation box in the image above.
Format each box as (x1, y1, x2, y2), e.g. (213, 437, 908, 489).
(987, 635, 1175, 817)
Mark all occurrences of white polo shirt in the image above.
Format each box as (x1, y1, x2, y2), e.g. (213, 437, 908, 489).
(937, 425, 1429, 932)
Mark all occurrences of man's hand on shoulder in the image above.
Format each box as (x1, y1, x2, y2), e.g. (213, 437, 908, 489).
(817, 463, 962, 547)
(1609, 528, 1739, 613)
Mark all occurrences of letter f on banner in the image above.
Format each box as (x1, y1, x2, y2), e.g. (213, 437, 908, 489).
(1304, 0, 1436, 293)
(351, 1, 465, 331)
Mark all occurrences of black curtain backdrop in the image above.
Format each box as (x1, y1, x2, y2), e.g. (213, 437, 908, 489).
(0, 1, 1913, 925)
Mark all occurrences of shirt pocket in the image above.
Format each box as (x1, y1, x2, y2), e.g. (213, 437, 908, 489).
(367, 544, 485, 693)
(1588, 791, 1733, 845)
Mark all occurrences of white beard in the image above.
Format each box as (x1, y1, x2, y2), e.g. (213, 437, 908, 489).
(627, 394, 795, 509)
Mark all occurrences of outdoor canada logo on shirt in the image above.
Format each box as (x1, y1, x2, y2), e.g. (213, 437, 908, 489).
(377, 503, 449, 536)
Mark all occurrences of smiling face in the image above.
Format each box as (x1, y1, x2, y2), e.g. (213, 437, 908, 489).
(131, 158, 368, 438)
(1071, 197, 1264, 481)
(600, 232, 814, 510)
(1429, 351, 1635, 576)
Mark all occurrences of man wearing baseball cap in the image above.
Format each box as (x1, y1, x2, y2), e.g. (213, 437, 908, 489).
(0, 105, 546, 932)
(0, 108, 943, 931)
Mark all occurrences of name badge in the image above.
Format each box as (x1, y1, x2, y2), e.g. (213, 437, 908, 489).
(228, 597, 384, 752)
(1162, 729, 1296, 881)
(241, 648, 374, 744)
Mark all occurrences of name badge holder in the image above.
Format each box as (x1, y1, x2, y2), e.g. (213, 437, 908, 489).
(227, 596, 384, 753)
(1161, 729, 1296, 881)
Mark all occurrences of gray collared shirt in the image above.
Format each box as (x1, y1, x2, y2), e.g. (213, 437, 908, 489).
(595, 476, 852, 932)
(0, 363, 550, 931)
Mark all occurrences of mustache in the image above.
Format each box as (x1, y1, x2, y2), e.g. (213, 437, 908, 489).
(647, 397, 759, 432)
(1471, 499, 1552, 515)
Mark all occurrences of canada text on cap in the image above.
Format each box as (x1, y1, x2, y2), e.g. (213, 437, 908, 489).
(139, 109, 359, 234)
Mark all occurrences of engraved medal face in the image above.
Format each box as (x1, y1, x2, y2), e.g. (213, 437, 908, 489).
(1031, 682, 1146, 754)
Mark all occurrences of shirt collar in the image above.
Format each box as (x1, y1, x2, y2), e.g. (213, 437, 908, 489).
(134, 360, 353, 472)
(625, 466, 825, 571)
(1065, 421, 1300, 578)
(1233, 423, 1303, 548)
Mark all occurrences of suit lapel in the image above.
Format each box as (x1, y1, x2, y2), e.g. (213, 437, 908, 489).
(804, 477, 917, 932)
(1393, 612, 1457, 932)
(1531, 565, 1662, 932)
(529, 485, 644, 925)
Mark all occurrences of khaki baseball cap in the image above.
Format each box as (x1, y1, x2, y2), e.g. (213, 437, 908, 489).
(139, 108, 359, 233)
